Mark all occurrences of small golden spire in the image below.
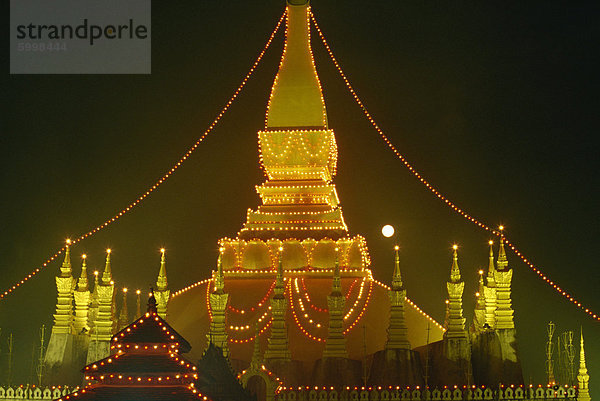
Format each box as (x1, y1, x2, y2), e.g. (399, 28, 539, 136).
(331, 248, 341, 294)
(156, 248, 167, 290)
(77, 254, 89, 291)
(477, 271, 485, 302)
(60, 239, 72, 277)
(450, 244, 461, 282)
(497, 231, 509, 271)
(102, 249, 112, 284)
(214, 251, 225, 293)
(577, 329, 591, 401)
(486, 240, 497, 286)
(392, 245, 403, 290)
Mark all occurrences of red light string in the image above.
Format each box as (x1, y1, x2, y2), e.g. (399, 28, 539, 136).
(228, 280, 276, 314)
(0, 11, 287, 301)
(309, 11, 599, 324)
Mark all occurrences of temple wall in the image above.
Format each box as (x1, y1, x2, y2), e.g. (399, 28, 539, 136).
(275, 386, 579, 401)
(0, 386, 77, 401)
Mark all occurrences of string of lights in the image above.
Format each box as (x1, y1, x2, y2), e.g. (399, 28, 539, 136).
(0, 11, 287, 302)
(309, 11, 599, 324)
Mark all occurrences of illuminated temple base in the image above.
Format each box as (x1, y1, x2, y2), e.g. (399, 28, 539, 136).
(168, 271, 444, 370)
(218, 236, 370, 271)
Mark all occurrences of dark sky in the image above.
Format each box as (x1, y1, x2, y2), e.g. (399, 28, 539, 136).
(2, 0, 599, 394)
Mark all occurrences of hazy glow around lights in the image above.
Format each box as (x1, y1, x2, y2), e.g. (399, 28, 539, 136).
(381, 225, 394, 238)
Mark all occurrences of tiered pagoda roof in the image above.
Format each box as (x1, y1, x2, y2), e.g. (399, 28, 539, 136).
(56, 296, 206, 401)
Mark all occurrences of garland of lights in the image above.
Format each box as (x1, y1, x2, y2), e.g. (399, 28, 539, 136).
(309, 11, 599, 324)
(0, 10, 287, 302)
(298, 277, 360, 314)
(288, 275, 374, 340)
(171, 275, 444, 333)
(371, 280, 445, 331)
(227, 280, 275, 314)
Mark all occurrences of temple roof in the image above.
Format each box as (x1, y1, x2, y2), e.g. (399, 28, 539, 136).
(83, 353, 196, 376)
(111, 310, 191, 353)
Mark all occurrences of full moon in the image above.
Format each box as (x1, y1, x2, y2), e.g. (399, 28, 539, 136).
(381, 224, 395, 238)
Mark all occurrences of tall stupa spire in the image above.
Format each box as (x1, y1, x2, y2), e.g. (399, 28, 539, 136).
(102, 248, 112, 284)
(155, 248, 170, 320)
(266, 0, 327, 129)
(577, 330, 591, 401)
(73, 254, 91, 334)
(483, 240, 497, 329)
(386, 245, 410, 350)
(50, 239, 76, 335)
(445, 245, 467, 339)
(208, 252, 230, 356)
(493, 229, 515, 330)
(497, 234, 509, 271)
(238, 0, 348, 241)
(44, 239, 77, 383)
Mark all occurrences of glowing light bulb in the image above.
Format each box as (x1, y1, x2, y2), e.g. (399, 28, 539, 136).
(94, 271, 99, 276)
(123, 288, 128, 293)
(136, 289, 141, 295)
(394, 245, 399, 251)
(160, 248, 165, 254)
(488, 240, 493, 245)
(106, 248, 111, 254)
(499, 225, 505, 231)
(479, 269, 484, 275)
(82, 254, 87, 260)
(452, 244, 458, 250)
(381, 225, 394, 238)
(66, 239, 72, 245)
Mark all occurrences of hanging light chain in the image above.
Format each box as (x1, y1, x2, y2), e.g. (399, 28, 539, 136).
(0, 11, 287, 301)
(309, 11, 599, 324)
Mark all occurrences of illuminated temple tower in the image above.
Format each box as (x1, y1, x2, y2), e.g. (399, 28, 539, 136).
(44, 242, 77, 384)
(169, 0, 444, 386)
(34, 1, 595, 398)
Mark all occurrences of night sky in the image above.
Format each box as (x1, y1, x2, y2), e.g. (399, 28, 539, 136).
(2, 0, 599, 394)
